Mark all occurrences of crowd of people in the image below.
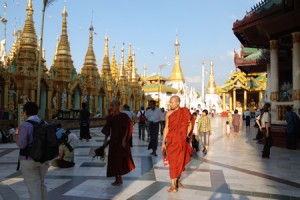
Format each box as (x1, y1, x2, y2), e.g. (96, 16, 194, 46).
(3, 96, 298, 199)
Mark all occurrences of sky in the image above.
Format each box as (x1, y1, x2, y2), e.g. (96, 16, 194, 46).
(0, 0, 260, 91)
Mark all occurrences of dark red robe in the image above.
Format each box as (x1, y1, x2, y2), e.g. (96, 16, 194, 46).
(102, 113, 135, 177)
(166, 107, 194, 179)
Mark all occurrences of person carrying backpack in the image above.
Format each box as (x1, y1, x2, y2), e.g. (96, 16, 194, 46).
(16, 102, 58, 200)
(137, 106, 146, 140)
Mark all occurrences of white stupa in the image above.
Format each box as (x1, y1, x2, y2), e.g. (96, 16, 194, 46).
(205, 61, 222, 113)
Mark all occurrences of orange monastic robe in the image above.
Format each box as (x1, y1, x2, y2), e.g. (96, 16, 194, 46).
(166, 107, 194, 179)
(102, 113, 135, 177)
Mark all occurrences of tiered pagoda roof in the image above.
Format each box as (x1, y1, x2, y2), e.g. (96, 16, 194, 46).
(234, 47, 270, 73)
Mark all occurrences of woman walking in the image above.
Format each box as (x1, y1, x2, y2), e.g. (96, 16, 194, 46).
(198, 109, 211, 155)
(231, 109, 242, 137)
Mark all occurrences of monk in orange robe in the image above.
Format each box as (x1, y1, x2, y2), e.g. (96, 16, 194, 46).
(102, 99, 135, 186)
(162, 96, 194, 192)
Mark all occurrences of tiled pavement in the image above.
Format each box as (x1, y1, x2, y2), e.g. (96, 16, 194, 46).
(0, 116, 300, 200)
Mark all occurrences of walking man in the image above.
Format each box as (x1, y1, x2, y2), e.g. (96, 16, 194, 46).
(160, 107, 166, 135)
(145, 100, 162, 156)
(137, 106, 146, 140)
(102, 99, 135, 186)
(161, 96, 194, 192)
(16, 102, 49, 200)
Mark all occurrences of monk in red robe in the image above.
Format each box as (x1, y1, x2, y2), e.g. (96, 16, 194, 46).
(162, 96, 194, 192)
(102, 99, 135, 186)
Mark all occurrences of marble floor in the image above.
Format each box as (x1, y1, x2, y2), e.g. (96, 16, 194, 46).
(0, 116, 300, 200)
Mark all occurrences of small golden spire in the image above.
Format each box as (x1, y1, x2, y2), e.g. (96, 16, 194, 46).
(110, 45, 118, 78)
(143, 65, 147, 78)
(131, 52, 138, 83)
(119, 47, 126, 79)
(101, 34, 111, 77)
(206, 60, 217, 94)
(170, 37, 184, 83)
(81, 23, 98, 82)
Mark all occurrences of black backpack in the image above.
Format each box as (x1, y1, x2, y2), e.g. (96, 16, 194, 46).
(20, 120, 59, 163)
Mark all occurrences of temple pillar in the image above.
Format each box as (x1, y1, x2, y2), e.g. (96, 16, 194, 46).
(94, 95, 98, 115)
(233, 88, 236, 110)
(292, 32, 300, 110)
(270, 40, 279, 102)
(229, 92, 233, 111)
(259, 91, 264, 108)
(244, 90, 247, 110)
(3, 83, 8, 111)
(67, 94, 72, 109)
(103, 96, 107, 116)
(266, 64, 271, 102)
(30, 90, 35, 103)
(46, 90, 52, 119)
(222, 93, 226, 111)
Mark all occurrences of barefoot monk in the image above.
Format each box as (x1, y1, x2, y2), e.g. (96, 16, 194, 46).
(161, 95, 194, 192)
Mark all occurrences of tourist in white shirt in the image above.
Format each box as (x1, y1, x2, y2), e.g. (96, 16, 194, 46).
(145, 100, 162, 156)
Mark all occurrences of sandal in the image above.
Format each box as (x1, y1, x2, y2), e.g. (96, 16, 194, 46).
(167, 187, 177, 193)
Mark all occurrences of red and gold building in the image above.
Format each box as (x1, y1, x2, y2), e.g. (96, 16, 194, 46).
(233, 0, 300, 147)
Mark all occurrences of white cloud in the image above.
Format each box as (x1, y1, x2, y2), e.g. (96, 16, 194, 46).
(185, 75, 201, 84)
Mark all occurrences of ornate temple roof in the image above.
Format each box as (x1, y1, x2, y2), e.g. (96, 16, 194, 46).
(50, 5, 76, 82)
(142, 84, 178, 93)
(81, 24, 99, 83)
(219, 71, 267, 93)
(234, 47, 270, 73)
(206, 61, 217, 94)
(169, 38, 185, 83)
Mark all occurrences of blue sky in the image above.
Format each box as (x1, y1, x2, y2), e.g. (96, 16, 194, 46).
(1, 0, 259, 91)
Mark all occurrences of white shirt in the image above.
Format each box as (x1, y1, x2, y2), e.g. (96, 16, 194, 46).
(145, 108, 162, 123)
(161, 111, 166, 121)
(68, 133, 79, 149)
(256, 112, 271, 128)
(244, 110, 251, 117)
(123, 110, 135, 122)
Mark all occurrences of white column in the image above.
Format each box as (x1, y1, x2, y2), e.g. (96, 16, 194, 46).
(292, 32, 300, 110)
(266, 63, 271, 103)
(270, 40, 279, 102)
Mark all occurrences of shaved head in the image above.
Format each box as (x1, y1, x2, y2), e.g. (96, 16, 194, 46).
(170, 95, 180, 103)
(111, 99, 121, 106)
(169, 95, 180, 110)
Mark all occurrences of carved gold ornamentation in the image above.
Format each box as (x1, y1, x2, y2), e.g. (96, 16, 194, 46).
(292, 32, 300, 44)
(270, 92, 279, 101)
(292, 89, 300, 101)
(269, 40, 278, 50)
